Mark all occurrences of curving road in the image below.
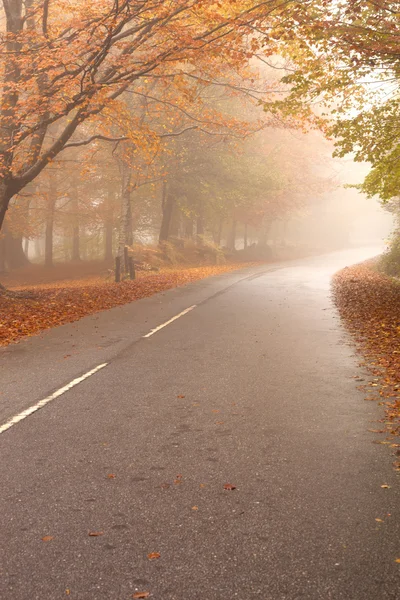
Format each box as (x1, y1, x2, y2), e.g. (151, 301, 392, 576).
(1, 247, 399, 600)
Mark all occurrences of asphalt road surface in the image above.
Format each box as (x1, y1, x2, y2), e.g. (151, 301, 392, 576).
(1, 248, 399, 600)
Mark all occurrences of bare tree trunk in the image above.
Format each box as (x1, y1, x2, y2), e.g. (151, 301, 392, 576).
(184, 217, 194, 239)
(159, 182, 174, 243)
(0, 230, 6, 271)
(71, 177, 80, 261)
(118, 167, 133, 271)
(227, 219, 237, 250)
(213, 217, 223, 246)
(258, 217, 271, 247)
(196, 214, 204, 245)
(45, 171, 57, 268)
(104, 188, 114, 261)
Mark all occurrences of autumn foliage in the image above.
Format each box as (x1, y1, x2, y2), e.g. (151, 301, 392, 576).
(333, 262, 400, 448)
(0, 262, 255, 346)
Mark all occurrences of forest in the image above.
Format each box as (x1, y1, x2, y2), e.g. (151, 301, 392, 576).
(0, 0, 394, 283)
(1, 4, 400, 599)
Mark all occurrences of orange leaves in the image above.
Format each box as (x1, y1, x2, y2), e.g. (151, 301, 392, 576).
(88, 531, 104, 537)
(223, 483, 236, 491)
(333, 262, 400, 441)
(133, 593, 150, 599)
(41, 535, 54, 542)
(147, 552, 161, 561)
(0, 263, 250, 347)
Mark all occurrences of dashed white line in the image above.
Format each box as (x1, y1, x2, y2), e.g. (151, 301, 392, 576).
(1, 306, 197, 434)
(143, 305, 197, 338)
(0, 363, 108, 435)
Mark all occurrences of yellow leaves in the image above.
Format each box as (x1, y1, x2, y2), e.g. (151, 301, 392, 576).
(395, 559, 400, 564)
(381, 484, 391, 489)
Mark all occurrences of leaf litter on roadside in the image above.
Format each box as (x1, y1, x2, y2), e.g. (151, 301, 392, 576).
(0, 264, 254, 347)
(333, 262, 400, 447)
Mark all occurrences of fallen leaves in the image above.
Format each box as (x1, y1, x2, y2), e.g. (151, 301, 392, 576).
(133, 593, 150, 599)
(395, 558, 400, 564)
(0, 264, 255, 347)
(41, 535, 54, 542)
(333, 263, 400, 443)
(147, 552, 160, 560)
(88, 531, 104, 537)
(223, 483, 237, 491)
(381, 484, 391, 489)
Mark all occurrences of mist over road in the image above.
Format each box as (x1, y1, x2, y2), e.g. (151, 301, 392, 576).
(1, 247, 399, 600)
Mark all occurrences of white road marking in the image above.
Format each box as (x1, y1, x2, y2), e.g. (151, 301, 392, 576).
(143, 305, 197, 338)
(0, 363, 108, 435)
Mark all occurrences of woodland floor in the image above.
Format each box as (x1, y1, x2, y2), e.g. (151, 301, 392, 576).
(333, 260, 400, 462)
(0, 261, 258, 347)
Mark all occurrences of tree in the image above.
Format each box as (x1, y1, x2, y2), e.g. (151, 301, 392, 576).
(269, 1, 400, 203)
(0, 0, 304, 234)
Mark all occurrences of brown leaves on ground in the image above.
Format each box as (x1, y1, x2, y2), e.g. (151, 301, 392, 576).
(41, 535, 54, 542)
(223, 483, 237, 491)
(133, 593, 150, 599)
(0, 264, 253, 347)
(333, 262, 400, 441)
(147, 552, 161, 560)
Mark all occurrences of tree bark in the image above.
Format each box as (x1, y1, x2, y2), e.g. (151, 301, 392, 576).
(184, 217, 194, 239)
(196, 214, 204, 244)
(71, 177, 80, 261)
(45, 170, 58, 268)
(227, 219, 237, 250)
(0, 221, 29, 270)
(159, 182, 175, 243)
(118, 167, 133, 271)
(258, 217, 271, 247)
(104, 188, 114, 261)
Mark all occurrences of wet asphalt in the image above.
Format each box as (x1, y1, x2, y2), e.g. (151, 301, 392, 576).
(0, 247, 399, 600)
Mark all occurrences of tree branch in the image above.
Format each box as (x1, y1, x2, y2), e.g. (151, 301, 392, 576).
(63, 135, 130, 149)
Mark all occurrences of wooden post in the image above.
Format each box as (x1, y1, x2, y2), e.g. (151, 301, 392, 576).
(115, 256, 121, 282)
(128, 256, 136, 280)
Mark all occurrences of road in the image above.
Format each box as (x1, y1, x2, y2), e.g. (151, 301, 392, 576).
(1, 248, 399, 600)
